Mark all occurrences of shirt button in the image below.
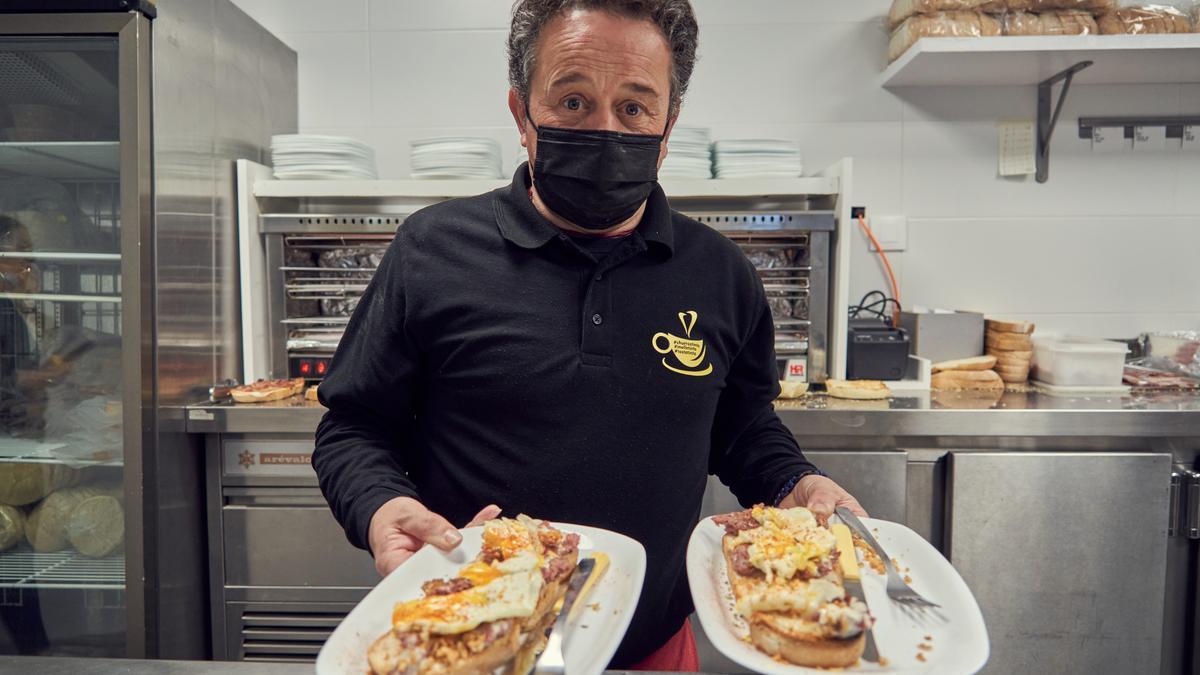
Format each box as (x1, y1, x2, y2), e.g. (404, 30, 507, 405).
(591, 313, 603, 326)
(594, 273, 603, 282)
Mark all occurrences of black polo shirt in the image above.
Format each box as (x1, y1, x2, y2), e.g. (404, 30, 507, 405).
(313, 164, 818, 665)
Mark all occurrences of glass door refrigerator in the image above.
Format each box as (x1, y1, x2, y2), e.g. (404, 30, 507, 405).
(0, 2, 296, 659)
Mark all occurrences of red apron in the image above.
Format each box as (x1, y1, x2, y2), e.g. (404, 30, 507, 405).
(629, 618, 700, 671)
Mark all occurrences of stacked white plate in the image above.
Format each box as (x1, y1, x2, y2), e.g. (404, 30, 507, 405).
(712, 139, 803, 179)
(410, 137, 504, 179)
(271, 134, 378, 180)
(661, 126, 712, 178)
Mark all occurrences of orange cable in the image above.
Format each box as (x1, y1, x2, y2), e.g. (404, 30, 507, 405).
(856, 214, 901, 327)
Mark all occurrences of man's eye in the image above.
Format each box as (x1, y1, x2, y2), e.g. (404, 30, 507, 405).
(624, 103, 641, 116)
(564, 98, 582, 111)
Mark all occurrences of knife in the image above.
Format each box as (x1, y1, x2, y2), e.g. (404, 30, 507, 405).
(832, 523, 879, 663)
(533, 557, 596, 675)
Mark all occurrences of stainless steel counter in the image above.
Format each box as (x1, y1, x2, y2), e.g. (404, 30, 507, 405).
(0, 657, 668, 675)
(183, 389, 1200, 439)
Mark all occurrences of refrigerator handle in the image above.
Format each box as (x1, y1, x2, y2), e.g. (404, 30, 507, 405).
(1169, 464, 1200, 540)
(1168, 468, 1181, 538)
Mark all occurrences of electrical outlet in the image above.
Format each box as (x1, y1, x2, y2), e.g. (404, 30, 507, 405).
(867, 215, 907, 252)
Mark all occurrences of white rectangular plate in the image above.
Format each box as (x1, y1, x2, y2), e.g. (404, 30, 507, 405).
(687, 515, 989, 674)
(317, 523, 646, 675)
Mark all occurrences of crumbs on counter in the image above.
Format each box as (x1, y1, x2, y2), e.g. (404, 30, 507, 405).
(917, 653, 927, 662)
(877, 656, 889, 666)
(588, 602, 601, 612)
(924, 634, 933, 640)
(918, 643, 933, 651)
(904, 574, 913, 583)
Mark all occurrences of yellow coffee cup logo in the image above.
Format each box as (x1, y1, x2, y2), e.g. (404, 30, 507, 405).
(652, 310, 714, 377)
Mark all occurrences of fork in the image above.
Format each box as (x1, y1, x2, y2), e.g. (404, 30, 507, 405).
(835, 506, 941, 609)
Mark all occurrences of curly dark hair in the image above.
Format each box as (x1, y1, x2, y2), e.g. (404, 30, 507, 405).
(507, 0, 699, 118)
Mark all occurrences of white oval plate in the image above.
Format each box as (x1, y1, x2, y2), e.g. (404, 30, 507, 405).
(317, 523, 646, 675)
(687, 515, 989, 674)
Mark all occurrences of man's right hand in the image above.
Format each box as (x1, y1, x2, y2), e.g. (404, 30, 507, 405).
(368, 496, 502, 577)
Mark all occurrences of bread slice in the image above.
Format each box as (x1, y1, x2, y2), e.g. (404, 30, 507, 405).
(750, 615, 866, 669)
(231, 378, 305, 403)
(825, 379, 890, 400)
(305, 385, 319, 402)
(995, 364, 1031, 383)
(932, 355, 996, 373)
(718, 511, 868, 668)
(985, 319, 1035, 335)
(367, 517, 578, 675)
(990, 350, 1033, 367)
(986, 332, 1033, 352)
(932, 369, 1004, 391)
(777, 380, 810, 399)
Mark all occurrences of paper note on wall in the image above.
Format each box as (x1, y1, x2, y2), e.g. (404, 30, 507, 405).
(1184, 126, 1199, 153)
(998, 119, 1035, 177)
(1132, 126, 1166, 152)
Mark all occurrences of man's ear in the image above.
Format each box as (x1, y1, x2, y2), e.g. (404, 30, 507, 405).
(508, 88, 528, 148)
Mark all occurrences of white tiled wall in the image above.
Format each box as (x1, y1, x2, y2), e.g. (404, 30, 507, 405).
(229, 0, 1200, 338)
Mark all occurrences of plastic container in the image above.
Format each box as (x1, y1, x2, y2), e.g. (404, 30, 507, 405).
(1032, 335, 1129, 386)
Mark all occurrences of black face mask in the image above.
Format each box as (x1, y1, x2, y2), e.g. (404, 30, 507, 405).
(526, 109, 665, 231)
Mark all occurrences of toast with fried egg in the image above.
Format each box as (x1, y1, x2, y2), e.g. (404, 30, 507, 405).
(367, 515, 580, 675)
(713, 506, 872, 668)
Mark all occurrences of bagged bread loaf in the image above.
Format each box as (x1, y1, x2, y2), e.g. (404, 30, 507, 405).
(1002, 0, 1114, 10)
(1098, 5, 1192, 33)
(888, 0, 1004, 28)
(0, 463, 79, 506)
(67, 495, 124, 557)
(26, 486, 106, 552)
(0, 505, 24, 551)
(1004, 9, 1100, 33)
(889, 11, 1003, 62)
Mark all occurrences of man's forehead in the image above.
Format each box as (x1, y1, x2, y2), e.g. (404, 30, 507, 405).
(534, 10, 671, 88)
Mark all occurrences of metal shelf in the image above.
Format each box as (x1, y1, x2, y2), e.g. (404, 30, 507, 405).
(882, 34, 1200, 87)
(253, 176, 840, 200)
(0, 251, 120, 262)
(0, 291, 121, 304)
(0, 141, 119, 180)
(0, 438, 122, 467)
(0, 548, 124, 590)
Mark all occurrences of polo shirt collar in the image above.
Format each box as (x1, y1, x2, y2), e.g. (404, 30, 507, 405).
(494, 163, 674, 257)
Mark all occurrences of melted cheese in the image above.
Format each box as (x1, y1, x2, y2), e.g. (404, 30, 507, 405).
(731, 506, 836, 583)
(735, 576, 843, 619)
(391, 568, 543, 635)
(390, 529, 548, 636)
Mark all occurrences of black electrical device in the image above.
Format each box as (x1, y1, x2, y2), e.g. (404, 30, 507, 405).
(847, 318, 911, 381)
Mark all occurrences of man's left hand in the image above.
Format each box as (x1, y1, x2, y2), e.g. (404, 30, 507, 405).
(779, 474, 868, 522)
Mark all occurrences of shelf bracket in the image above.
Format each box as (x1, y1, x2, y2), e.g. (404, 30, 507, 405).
(1036, 61, 1092, 184)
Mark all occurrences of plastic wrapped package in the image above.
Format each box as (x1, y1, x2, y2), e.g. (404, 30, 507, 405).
(1002, 0, 1114, 10)
(744, 248, 794, 270)
(318, 247, 384, 269)
(1003, 9, 1100, 33)
(1097, 4, 1193, 32)
(889, 11, 1003, 62)
(888, 0, 1004, 28)
(766, 295, 793, 321)
(320, 296, 361, 317)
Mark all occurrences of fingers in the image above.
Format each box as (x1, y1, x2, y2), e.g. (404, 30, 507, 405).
(840, 496, 869, 518)
(375, 546, 416, 577)
(395, 505, 463, 551)
(466, 504, 502, 528)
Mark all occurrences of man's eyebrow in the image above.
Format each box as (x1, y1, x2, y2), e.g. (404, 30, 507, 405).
(547, 72, 591, 89)
(622, 82, 661, 99)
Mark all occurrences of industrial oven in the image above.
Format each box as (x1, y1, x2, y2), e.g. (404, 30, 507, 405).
(241, 163, 847, 386)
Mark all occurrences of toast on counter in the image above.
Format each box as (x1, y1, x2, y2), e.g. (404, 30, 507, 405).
(825, 379, 891, 400)
(230, 378, 305, 404)
(367, 516, 579, 675)
(712, 506, 872, 668)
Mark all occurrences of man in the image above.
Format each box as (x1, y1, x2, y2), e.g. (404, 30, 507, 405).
(313, 0, 866, 668)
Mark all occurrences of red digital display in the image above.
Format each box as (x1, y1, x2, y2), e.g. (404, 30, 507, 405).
(299, 361, 312, 375)
(316, 360, 328, 375)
